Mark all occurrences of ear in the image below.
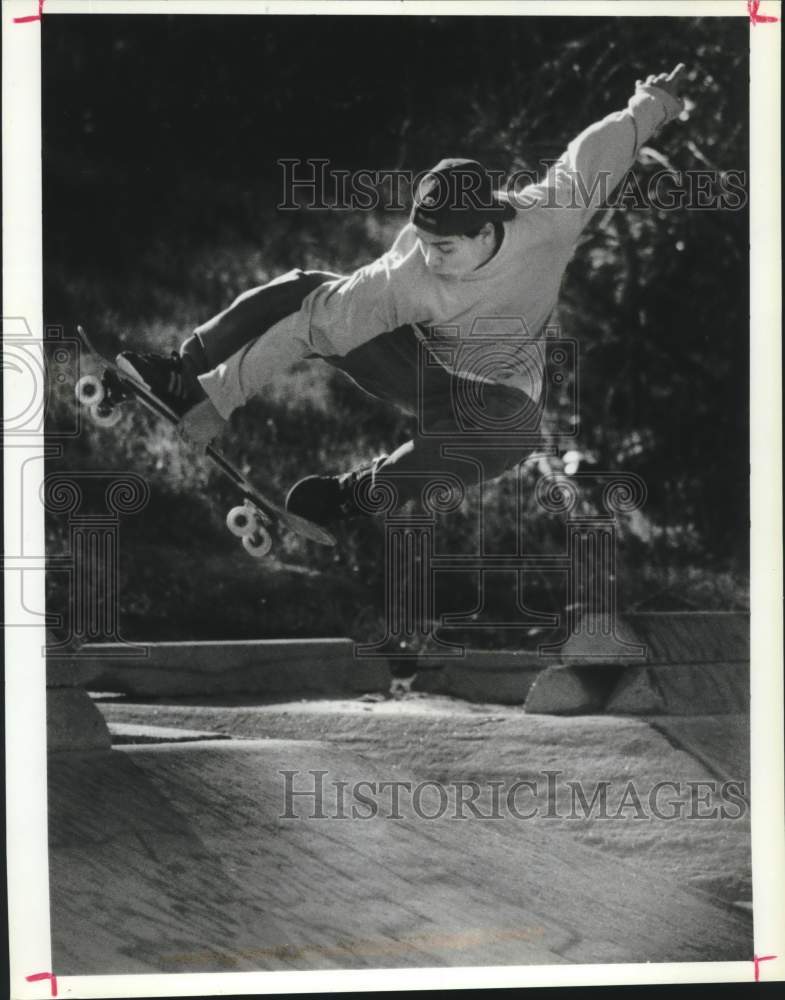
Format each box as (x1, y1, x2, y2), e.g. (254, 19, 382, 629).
(481, 221, 495, 241)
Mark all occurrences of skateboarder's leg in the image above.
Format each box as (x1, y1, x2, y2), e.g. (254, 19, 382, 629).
(286, 388, 543, 524)
(181, 304, 330, 444)
(195, 309, 315, 419)
(286, 327, 545, 523)
(118, 268, 340, 445)
(367, 380, 544, 507)
(180, 269, 340, 375)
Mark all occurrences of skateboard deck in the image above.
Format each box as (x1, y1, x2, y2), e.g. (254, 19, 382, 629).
(74, 325, 336, 556)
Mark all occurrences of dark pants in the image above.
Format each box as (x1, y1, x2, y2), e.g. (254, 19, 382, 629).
(186, 270, 544, 505)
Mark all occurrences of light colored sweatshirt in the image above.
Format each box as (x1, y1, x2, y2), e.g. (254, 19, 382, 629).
(298, 83, 684, 401)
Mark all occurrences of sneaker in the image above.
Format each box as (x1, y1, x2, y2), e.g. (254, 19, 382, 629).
(116, 350, 204, 418)
(285, 455, 388, 527)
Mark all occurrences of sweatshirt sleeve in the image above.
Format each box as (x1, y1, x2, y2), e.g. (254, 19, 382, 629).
(301, 224, 424, 356)
(514, 83, 684, 245)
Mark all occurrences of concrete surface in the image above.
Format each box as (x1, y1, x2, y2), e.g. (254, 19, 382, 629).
(649, 715, 751, 788)
(49, 737, 750, 975)
(96, 696, 752, 906)
(412, 651, 543, 704)
(46, 656, 105, 689)
(528, 612, 749, 714)
(46, 611, 753, 978)
(523, 663, 620, 714)
(47, 687, 111, 752)
(606, 661, 749, 715)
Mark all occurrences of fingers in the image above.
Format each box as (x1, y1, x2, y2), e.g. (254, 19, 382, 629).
(637, 64, 686, 89)
(636, 74, 657, 88)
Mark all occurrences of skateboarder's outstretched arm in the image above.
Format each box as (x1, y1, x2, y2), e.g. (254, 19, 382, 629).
(515, 64, 687, 245)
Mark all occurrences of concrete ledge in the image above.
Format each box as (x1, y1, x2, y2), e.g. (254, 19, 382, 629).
(554, 612, 749, 665)
(52, 613, 749, 714)
(64, 639, 390, 698)
(604, 613, 749, 716)
(414, 651, 542, 704)
(622, 612, 749, 664)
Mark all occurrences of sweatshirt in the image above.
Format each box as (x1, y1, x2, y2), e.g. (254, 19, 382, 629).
(297, 83, 684, 401)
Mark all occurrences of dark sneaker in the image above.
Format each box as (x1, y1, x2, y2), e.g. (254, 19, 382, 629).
(285, 455, 389, 527)
(116, 350, 204, 418)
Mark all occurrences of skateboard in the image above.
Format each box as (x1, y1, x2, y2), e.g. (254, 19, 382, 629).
(73, 325, 336, 557)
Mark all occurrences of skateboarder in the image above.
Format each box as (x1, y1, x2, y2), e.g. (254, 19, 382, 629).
(118, 66, 686, 527)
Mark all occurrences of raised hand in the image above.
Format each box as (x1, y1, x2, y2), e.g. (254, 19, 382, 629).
(636, 63, 687, 100)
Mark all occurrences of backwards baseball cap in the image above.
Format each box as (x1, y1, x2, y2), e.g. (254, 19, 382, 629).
(411, 158, 515, 236)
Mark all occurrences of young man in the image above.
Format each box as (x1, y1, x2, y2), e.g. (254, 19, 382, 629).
(119, 67, 686, 528)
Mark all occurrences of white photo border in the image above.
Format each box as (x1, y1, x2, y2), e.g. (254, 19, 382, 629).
(3, 0, 782, 995)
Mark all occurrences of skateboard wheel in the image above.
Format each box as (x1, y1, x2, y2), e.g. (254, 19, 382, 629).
(226, 505, 255, 538)
(75, 374, 105, 406)
(242, 529, 273, 559)
(90, 404, 122, 428)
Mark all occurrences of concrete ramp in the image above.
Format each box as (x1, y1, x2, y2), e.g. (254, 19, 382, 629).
(49, 740, 750, 974)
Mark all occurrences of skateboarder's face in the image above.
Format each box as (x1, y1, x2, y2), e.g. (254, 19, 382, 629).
(415, 224, 497, 278)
